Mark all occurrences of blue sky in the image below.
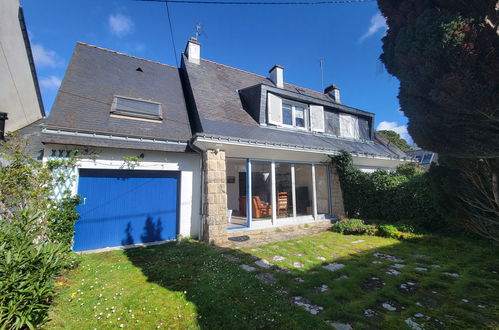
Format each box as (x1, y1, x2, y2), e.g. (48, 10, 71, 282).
(22, 0, 410, 141)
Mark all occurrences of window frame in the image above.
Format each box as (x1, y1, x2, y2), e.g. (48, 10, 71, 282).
(110, 95, 163, 121)
(280, 99, 308, 130)
(339, 113, 360, 139)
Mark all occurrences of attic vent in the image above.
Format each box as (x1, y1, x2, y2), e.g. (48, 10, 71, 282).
(111, 96, 162, 120)
(136, 67, 143, 72)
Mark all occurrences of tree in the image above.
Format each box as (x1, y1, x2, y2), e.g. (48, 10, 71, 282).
(377, 130, 414, 152)
(378, 0, 499, 158)
(378, 0, 499, 241)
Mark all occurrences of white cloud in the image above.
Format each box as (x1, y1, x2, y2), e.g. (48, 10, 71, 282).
(32, 43, 61, 68)
(376, 121, 412, 142)
(108, 13, 134, 37)
(359, 12, 387, 42)
(39, 76, 61, 90)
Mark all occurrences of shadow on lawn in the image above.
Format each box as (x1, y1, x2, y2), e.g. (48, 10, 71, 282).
(123, 234, 499, 329)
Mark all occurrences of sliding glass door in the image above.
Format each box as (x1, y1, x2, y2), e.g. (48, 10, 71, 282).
(226, 158, 332, 228)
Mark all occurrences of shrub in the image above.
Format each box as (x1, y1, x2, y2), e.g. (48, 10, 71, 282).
(331, 219, 377, 236)
(332, 151, 446, 231)
(378, 224, 398, 238)
(0, 210, 76, 329)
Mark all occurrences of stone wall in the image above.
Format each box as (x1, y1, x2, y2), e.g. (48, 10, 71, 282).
(224, 220, 332, 248)
(331, 165, 346, 218)
(203, 149, 228, 245)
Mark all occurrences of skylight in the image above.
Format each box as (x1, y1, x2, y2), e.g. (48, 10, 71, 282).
(111, 96, 162, 120)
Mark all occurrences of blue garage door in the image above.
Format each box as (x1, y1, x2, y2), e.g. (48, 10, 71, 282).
(74, 169, 179, 251)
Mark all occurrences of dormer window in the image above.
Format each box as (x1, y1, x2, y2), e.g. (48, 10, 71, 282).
(282, 101, 307, 129)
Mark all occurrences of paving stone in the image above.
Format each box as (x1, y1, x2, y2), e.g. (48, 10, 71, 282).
(443, 272, 459, 277)
(294, 277, 305, 283)
(382, 302, 397, 311)
(292, 296, 324, 315)
(222, 254, 240, 262)
(256, 272, 277, 284)
(255, 259, 272, 269)
(351, 240, 365, 244)
(240, 264, 256, 272)
(364, 309, 376, 317)
(335, 275, 349, 281)
(399, 281, 417, 294)
(386, 269, 401, 276)
(405, 317, 423, 330)
(393, 263, 405, 268)
(327, 321, 352, 330)
(293, 262, 304, 268)
(361, 276, 385, 292)
(313, 284, 330, 293)
(373, 253, 403, 262)
(317, 256, 327, 261)
(323, 263, 345, 272)
(319, 245, 328, 250)
(415, 267, 428, 272)
(371, 260, 382, 264)
(478, 304, 486, 308)
(271, 255, 286, 262)
(250, 248, 263, 252)
(431, 264, 441, 268)
(461, 299, 469, 303)
(293, 253, 305, 257)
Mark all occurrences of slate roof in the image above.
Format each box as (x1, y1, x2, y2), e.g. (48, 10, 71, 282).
(43, 43, 192, 152)
(182, 55, 407, 159)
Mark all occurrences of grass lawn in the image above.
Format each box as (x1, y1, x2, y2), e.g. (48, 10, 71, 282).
(47, 232, 499, 329)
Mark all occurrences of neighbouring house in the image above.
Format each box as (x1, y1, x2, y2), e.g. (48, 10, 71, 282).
(0, 0, 45, 139)
(41, 39, 411, 251)
(405, 149, 438, 170)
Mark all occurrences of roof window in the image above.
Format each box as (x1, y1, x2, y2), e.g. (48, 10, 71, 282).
(111, 96, 162, 120)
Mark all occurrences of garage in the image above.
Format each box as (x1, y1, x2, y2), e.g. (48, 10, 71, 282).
(73, 169, 179, 251)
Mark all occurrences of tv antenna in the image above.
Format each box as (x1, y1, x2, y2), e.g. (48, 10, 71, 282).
(194, 22, 208, 40)
(319, 58, 324, 91)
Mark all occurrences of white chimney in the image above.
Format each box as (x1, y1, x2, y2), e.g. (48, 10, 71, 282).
(324, 84, 341, 103)
(185, 38, 200, 65)
(269, 64, 284, 88)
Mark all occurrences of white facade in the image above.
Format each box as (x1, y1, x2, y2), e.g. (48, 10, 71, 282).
(43, 145, 202, 239)
(0, 0, 44, 132)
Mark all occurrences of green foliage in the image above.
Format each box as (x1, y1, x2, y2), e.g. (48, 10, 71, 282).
(0, 210, 76, 329)
(378, 0, 499, 157)
(0, 134, 80, 329)
(332, 151, 445, 231)
(378, 224, 398, 238)
(48, 195, 81, 249)
(331, 219, 377, 236)
(377, 130, 414, 151)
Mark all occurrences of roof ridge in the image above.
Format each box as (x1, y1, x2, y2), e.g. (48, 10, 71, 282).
(76, 42, 177, 69)
(200, 58, 328, 98)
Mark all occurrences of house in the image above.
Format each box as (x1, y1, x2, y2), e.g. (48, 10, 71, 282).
(0, 0, 45, 139)
(41, 39, 411, 251)
(405, 149, 438, 170)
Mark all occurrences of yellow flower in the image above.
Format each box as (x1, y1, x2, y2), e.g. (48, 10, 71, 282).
(70, 292, 77, 298)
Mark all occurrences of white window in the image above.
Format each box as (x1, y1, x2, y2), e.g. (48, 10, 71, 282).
(339, 113, 360, 139)
(111, 96, 162, 120)
(281, 101, 308, 129)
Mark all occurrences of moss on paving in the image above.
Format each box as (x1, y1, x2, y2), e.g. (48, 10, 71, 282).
(47, 233, 499, 329)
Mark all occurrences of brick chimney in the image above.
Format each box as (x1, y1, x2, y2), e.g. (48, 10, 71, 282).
(324, 84, 341, 103)
(185, 38, 200, 65)
(269, 64, 284, 88)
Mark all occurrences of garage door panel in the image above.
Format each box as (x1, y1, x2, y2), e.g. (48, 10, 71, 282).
(73, 169, 179, 251)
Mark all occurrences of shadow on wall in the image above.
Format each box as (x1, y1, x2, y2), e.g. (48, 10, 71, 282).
(122, 234, 499, 329)
(121, 216, 164, 246)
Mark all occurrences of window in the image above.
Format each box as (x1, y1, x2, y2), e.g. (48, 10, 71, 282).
(339, 113, 360, 139)
(111, 96, 162, 120)
(421, 153, 433, 164)
(281, 101, 307, 129)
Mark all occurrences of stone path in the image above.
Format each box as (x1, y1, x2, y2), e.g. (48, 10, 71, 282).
(292, 296, 324, 315)
(323, 263, 345, 272)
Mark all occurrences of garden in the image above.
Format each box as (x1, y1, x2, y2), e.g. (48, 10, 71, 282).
(46, 232, 499, 329)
